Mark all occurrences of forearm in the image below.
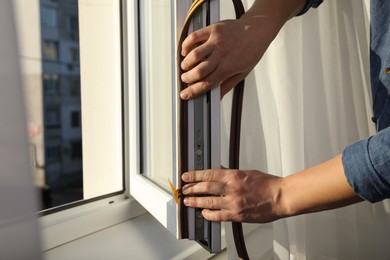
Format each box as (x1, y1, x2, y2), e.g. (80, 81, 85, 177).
(245, 0, 307, 29)
(234, 0, 307, 53)
(277, 154, 364, 218)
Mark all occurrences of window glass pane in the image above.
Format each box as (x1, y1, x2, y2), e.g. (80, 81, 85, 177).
(69, 77, 80, 96)
(43, 74, 59, 95)
(41, 6, 58, 27)
(15, 0, 123, 211)
(71, 111, 81, 127)
(69, 47, 79, 63)
(15, 0, 83, 209)
(44, 107, 61, 129)
(71, 140, 82, 160)
(68, 15, 79, 35)
(45, 139, 62, 162)
(43, 40, 59, 60)
(139, 1, 173, 191)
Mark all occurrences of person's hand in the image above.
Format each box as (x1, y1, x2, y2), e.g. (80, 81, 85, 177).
(180, 4, 282, 100)
(181, 169, 284, 223)
(181, 155, 364, 223)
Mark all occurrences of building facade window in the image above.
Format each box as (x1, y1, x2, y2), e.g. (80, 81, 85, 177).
(41, 6, 58, 27)
(69, 47, 79, 63)
(45, 108, 61, 129)
(71, 110, 81, 128)
(71, 140, 82, 160)
(68, 15, 79, 33)
(69, 77, 80, 96)
(46, 141, 62, 162)
(67, 15, 79, 41)
(43, 40, 59, 61)
(43, 73, 59, 95)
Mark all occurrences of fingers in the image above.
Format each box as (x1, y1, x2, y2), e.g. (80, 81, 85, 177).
(183, 200, 238, 222)
(181, 56, 218, 87)
(180, 80, 213, 100)
(181, 43, 214, 72)
(181, 28, 211, 57)
(201, 209, 235, 222)
(182, 169, 227, 183)
(182, 181, 225, 196)
(181, 169, 247, 222)
(183, 196, 226, 210)
(179, 63, 225, 100)
(180, 27, 224, 100)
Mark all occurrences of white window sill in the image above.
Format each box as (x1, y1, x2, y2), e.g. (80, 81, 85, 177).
(42, 212, 216, 260)
(40, 194, 273, 260)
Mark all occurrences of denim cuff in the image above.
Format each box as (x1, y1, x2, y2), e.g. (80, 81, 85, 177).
(296, 0, 324, 16)
(342, 127, 390, 203)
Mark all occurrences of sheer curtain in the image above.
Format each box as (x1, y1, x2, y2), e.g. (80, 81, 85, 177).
(221, 0, 390, 258)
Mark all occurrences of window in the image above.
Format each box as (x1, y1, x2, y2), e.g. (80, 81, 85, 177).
(71, 140, 82, 160)
(41, 6, 58, 27)
(45, 140, 62, 162)
(127, 0, 180, 237)
(127, 2, 223, 249)
(71, 111, 81, 128)
(43, 73, 59, 95)
(17, 0, 123, 212)
(69, 77, 80, 96)
(69, 47, 79, 63)
(16, 0, 140, 252)
(68, 15, 79, 33)
(18, 0, 218, 252)
(43, 40, 59, 60)
(45, 107, 61, 129)
(138, 1, 173, 191)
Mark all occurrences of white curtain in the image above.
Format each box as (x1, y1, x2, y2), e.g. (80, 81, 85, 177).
(221, 0, 390, 259)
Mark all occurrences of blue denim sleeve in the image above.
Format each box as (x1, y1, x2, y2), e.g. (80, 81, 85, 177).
(297, 0, 324, 16)
(342, 126, 390, 203)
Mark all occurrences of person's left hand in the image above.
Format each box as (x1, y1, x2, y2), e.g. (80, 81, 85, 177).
(180, 5, 281, 100)
(181, 169, 283, 223)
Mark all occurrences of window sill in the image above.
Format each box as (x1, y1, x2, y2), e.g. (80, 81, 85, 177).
(42, 212, 216, 260)
(40, 195, 145, 251)
(40, 194, 273, 259)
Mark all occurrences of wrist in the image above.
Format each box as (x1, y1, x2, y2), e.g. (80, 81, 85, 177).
(273, 176, 295, 219)
(269, 176, 290, 220)
(239, 2, 283, 48)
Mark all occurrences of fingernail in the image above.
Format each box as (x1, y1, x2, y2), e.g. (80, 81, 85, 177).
(182, 173, 190, 182)
(181, 74, 188, 83)
(182, 185, 188, 194)
(181, 62, 187, 70)
(183, 197, 189, 205)
(180, 91, 189, 100)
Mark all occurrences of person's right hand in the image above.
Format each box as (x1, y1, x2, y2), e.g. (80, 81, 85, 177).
(180, 2, 283, 100)
(181, 169, 284, 223)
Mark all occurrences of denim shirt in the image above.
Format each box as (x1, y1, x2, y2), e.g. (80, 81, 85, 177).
(303, 1, 390, 202)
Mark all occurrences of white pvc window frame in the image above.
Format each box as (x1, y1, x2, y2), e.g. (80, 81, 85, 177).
(125, 0, 179, 238)
(126, 0, 223, 240)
